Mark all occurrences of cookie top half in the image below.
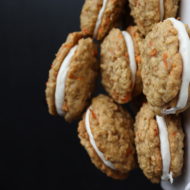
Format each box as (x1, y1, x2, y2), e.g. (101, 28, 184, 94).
(141, 18, 190, 115)
(101, 27, 142, 104)
(45, 32, 98, 122)
(129, 0, 180, 36)
(135, 103, 184, 183)
(80, 0, 125, 41)
(78, 94, 136, 179)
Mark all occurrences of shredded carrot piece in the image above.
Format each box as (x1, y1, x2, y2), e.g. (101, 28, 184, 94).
(83, 28, 89, 34)
(163, 53, 168, 70)
(63, 103, 69, 111)
(154, 128, 159, 136)
(172, 131, 177, 136)
(118, 33, 123, 39)
(98, 27, 103, 34)
(121, 93, 132, 103)
(90, 109, 97, 119)
(69, 74, 84, 80)
(135, 55, 141, 64)
(150, 48, 157, 56)
(124, 52, 129, 59)
(64, 43, 72, 48)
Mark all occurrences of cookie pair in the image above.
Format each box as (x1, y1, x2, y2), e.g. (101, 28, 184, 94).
(141, 18, 190, 115)
(129, 0, 180, 35)
(135, 103, 184, 183)
(101, 26, 143, 104)
(80, 0, 125, 40)
(78, 95, 136, 179)
(45, 32, 98, 122)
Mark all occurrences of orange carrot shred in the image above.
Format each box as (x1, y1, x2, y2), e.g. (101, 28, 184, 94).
(98, 27, 103, 34)
(163, 53, 168, 70)
(172, 131, 177, 136)
(64, 43, 72, 48)
(90, 109, 97, 119)
(121, 93, 132, 103)
(136, 55, 141, 64)
(83, 28, 89, 34)
(69, 74, 84, 80)
(150, 48, 157, 56)
(63, 103, 69, 111)
(125, 52, 129, 59)
(154, 128, 159, 136)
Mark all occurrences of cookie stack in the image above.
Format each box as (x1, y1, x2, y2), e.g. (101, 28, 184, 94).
(45, 0, 190, 185)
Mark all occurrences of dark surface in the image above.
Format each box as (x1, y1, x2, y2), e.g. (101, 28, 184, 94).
(0, 0, 162, 189)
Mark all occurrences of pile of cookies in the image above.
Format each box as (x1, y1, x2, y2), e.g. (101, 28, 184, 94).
(45, 0, 190, 185)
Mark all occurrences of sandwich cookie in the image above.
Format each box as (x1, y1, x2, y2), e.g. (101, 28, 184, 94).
(134, 103, 184, 183)
(129, 0, 180, 36)
(78, 95, 136, 179)
(141, 18, 190, 115)
(101, 27, 142, 104)
(45, 32, 98, 122)
(80, 0, 125, 41)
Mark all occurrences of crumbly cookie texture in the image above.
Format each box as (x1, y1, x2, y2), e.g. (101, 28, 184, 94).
(46, 32, 84, 116)
(134, 103, 184, 183)
(80, 0, 125, 40)
(78, 95, 136, 179)
(129, 0, 180, 36)
(141, 20, 190, 115)
(45, 32, 98, 122)
(63, 38, 98, 122)
(101, 27, 142, 104)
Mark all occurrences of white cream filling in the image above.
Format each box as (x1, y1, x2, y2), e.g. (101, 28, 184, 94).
(160, 0, 164, 20)
(55, 45, 78, 116)
(156, 116, 173, 183)
(122, 31, 137, 87)
(162, 18, 190, 115)
(93, 0, 108, 38)
(85, 108, 115, 170)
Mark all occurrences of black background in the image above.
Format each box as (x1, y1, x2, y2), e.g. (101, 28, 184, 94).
(0, 0, 162, 189)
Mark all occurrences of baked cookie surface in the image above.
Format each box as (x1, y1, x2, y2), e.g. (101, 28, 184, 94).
(129, 0, 180, 36)
(46, 32, 98, 122)
(78, 95, 136, 179)
(101, 27, 142, 104)
(80, 0, 125, 40)
(141, 19, 190, 115)
(135, 103, 184, 183)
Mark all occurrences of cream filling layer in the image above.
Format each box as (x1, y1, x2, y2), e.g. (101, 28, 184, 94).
(160, 0, 164, 20)
(85, 108, 115, 170)
(162, 18, 190, 115)
(93, 0, 108, 38)
(55, 45, 78, 116)
(156, 116, 173, 183)
(122, 31, 137, 87)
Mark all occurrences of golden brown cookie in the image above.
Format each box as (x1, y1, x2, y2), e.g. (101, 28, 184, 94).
(141, 18, 190, 115)
(101, 27, 142, 104)
(129, 0, 180, 36)
(80, 0, 125, 41)
(45, 32, 98, 122)
(134, 103, 184, 183)
(78, 94, 136, 179)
